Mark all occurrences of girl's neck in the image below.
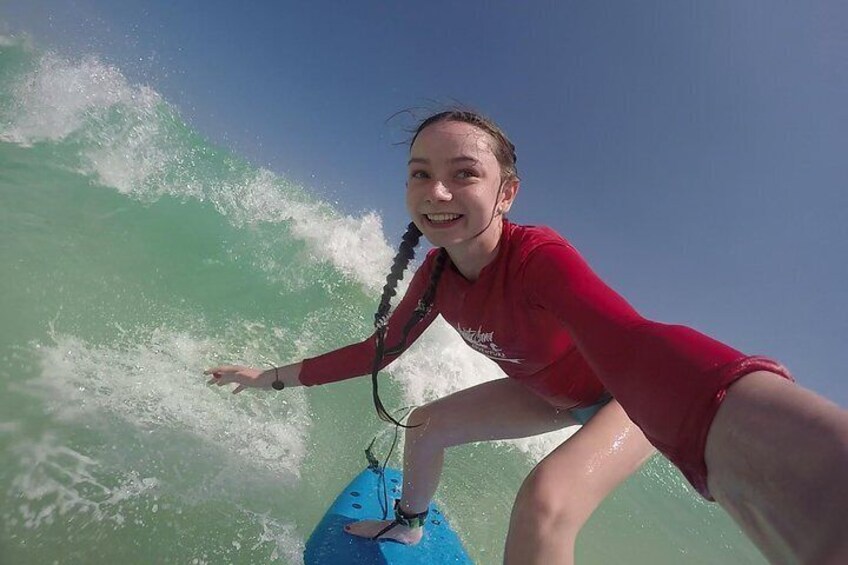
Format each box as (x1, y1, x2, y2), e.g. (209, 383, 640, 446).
(445, 219, 505, 281)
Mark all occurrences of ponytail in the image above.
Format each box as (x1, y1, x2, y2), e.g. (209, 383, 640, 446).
(374, 223, 422, 329)
(370, 224, 448, 427)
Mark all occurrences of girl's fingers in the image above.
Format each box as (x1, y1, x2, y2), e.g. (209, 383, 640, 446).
(203, 367, 259, 394)
(204, 365, 241, 375)
(213, 374, 233, 386)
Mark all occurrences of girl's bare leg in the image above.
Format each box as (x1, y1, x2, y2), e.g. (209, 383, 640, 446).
(504, 400, 654, 565)
(705, 371, 848, 564)
(345, 378, 575, 543)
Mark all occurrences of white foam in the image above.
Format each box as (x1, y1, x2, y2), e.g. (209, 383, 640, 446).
(1, 53, 153, 145)
(0, 421, 22, 433)
(389, 317, 577, 463)
(6, 434, 159, 529)
(243, 508, 305, 564)
(1, 48, 396, 292)
(390, 317, 503, 403)
(203, 167, 394, 292)
(33, 328, 311, 479)
(0, 31, 34, 50)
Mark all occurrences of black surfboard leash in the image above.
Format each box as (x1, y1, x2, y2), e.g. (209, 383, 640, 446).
(365, 405, 415, 520)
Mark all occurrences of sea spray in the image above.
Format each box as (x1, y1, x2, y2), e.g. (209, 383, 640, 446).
(0, 32, 766, 564)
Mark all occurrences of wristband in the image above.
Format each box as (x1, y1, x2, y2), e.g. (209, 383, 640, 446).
(271, 366, 285, 390)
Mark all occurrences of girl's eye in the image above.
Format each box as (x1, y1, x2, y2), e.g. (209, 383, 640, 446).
(456, 169, 477, 179)
(410, 170, 429, 179)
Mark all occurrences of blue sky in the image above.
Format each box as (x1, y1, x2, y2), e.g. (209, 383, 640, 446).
(4, 1, 847, 405)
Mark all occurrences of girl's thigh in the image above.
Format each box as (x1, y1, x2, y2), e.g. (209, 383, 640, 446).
(704, 371, 848, 563)
(526, 400, 655, 511)
(411, 378, 577, 448)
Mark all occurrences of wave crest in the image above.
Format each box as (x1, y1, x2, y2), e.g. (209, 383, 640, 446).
(1, 48, 394, 291)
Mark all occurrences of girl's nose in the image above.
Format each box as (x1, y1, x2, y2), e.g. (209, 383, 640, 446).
(427, 181, 452, 202)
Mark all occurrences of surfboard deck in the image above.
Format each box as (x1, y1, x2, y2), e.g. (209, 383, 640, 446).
(304, 467, 473, 564)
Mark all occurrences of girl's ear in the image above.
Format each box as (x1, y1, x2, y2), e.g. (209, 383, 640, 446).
(498, 179, 520, 214)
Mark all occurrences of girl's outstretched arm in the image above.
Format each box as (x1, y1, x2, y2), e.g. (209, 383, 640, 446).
(203, 250, 440, 394)
(204, 362, 303, 394)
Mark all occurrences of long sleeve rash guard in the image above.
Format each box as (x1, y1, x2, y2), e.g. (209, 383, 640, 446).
(300, 220, 792, 498)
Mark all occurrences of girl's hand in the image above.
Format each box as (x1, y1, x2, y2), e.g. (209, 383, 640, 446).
(203, 362, 303, 394)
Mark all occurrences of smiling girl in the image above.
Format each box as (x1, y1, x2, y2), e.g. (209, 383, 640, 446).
(207, 110, 848, 564)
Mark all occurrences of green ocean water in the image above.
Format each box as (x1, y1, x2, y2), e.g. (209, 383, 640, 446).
(0, 36, 766, 564)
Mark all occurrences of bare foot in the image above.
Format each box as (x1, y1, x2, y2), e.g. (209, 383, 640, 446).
(344, 519, 424, 545)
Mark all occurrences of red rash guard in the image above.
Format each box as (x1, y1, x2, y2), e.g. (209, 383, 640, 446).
(300, 220, 792, 498)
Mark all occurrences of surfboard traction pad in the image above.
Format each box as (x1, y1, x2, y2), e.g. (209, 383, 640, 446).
(304, 467, 473, 564)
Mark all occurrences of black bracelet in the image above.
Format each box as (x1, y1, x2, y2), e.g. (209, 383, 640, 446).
(271, 366, 285, 390)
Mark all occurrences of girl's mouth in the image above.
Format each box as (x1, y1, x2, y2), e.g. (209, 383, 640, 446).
(425, 213, 463, 226)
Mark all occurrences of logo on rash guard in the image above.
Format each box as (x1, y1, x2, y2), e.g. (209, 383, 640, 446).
(455, 325, 523, 364)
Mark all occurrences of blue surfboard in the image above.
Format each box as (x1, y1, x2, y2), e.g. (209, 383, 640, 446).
(304, 467, 473, 564)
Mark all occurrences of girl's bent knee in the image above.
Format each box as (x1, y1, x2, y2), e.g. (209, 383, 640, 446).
(406, 405, 432, 429)
(515, 467, 590, 532)
(404, 405, 443, 447)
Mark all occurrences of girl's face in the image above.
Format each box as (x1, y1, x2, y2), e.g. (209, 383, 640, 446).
(406, 120, 517, 253)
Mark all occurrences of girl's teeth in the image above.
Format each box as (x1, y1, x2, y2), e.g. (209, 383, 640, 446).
(428, 213, 461, 223)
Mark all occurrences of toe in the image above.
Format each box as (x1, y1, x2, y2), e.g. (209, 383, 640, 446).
(344, 519, 421, 544)
(344, 519, 386, 539)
